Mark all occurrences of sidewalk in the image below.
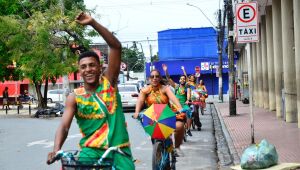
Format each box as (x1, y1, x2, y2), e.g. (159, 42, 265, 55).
(214, 100, 300, 164)
(0, 104, 37, 117)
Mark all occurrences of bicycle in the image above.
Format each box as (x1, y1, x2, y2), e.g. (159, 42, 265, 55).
(188, 101, 203, 131)
(133, 114, 177, 170)
(48, 146, 130, 170)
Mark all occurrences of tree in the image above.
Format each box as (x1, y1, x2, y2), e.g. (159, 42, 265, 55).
(0, 0, 96, 108)
(121, 42, 145, 73)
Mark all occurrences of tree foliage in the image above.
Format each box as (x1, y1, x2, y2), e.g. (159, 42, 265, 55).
(0, 0, 97, 108)
(121, 42, 145, 73)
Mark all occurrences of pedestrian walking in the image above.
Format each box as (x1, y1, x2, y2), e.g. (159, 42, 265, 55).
(2, 87, 11, 110)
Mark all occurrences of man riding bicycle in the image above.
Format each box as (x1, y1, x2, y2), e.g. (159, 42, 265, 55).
(162, 64, 193, 137)
(47, 12, 135, 169)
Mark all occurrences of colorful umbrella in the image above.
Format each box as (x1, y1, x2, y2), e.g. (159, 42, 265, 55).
(142, 104, 176, 140)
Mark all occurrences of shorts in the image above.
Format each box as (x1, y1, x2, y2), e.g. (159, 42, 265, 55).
(182, 104, 192, 119)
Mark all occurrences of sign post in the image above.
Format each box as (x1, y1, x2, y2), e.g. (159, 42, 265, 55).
(236, 2, 259, 43)
(195, 66, 201, 77)
(236, 2, 258, 143)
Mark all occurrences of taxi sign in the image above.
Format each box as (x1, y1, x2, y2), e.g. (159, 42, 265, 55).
(236, 2, 259, 43)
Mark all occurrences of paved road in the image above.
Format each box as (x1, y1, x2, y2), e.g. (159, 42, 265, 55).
(0, 105, 222, 170)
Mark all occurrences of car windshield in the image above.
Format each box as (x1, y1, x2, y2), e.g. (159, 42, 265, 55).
(118, 86, 137, 92)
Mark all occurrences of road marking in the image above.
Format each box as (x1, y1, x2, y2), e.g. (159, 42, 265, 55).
(27, 133, 81, 148)
(27, 139, 53, 148)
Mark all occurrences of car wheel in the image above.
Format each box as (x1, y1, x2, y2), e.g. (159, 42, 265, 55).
(47, 98, 53, 103)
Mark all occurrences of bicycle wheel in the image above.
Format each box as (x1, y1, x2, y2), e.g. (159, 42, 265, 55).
(183, 129, 187, 142)
(200, 107, 204, 115)
(191, 117, 195, 130)
(170, 150, 176, 170)
(152, 141, 170, 170)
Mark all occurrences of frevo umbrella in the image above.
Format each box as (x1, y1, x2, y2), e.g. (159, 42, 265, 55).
(142, 104, 176, 140)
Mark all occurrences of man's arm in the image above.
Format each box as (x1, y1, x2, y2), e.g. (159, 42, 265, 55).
(186, 87, 191, 104)
(162, 64, 176, 88)
(165, 86, 182, 111)
(181, 66, 188, 79)
(47, 94, 76, 164)
(75, 12, 122, 87)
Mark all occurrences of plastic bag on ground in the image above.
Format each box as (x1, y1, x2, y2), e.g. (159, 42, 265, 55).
(240, 139, 278, 169)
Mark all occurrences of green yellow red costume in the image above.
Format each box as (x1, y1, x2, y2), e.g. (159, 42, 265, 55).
(174, 84, 192, 118)
(74, 76, 135, 170)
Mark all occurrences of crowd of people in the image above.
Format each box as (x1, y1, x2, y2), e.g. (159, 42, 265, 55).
(32, 12, 209, 169)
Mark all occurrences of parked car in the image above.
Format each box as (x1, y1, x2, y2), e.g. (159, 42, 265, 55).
(124, 80, 145, 90)
(47, 89, 66, 103)
(118, 83, 140, 111)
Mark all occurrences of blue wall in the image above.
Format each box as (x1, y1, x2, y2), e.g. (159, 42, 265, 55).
(158, 27, 227, 60)
(145, 27, 232, 95)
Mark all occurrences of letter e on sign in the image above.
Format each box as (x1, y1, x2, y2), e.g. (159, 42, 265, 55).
(236, 2, 259, 43)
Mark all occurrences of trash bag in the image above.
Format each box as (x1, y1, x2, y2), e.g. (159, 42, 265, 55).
(240, 139, 278, 169)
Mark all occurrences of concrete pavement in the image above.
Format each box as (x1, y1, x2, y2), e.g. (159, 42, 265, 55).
(214, 100, 300, 167)
(176, 103, 219, 170)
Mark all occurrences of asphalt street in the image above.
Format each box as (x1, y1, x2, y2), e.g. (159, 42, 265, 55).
(0, 103, 232, 170)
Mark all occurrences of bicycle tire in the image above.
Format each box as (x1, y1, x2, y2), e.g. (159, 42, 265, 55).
(191, 116, 195, 130)
(170, 150, 176, 170)
(183, 130, 187, 142)
(200, 107, 204, 115)
(152, 141, 170, 170)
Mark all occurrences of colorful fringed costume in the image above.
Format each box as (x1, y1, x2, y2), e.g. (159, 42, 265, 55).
(174, 85, 192, 118)
(74, 76, 135, 170)
(142, 85, 185, 121)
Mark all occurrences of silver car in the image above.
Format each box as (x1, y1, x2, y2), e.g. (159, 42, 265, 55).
(118, 83, 140, 111)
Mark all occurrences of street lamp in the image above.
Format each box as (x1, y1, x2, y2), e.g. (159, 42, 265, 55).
(186, 3, 217, 29)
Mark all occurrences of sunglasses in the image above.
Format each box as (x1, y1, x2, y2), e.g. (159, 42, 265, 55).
(150, 75, 160, 79)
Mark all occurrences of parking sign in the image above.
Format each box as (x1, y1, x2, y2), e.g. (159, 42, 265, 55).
(236, 2, 259, 43)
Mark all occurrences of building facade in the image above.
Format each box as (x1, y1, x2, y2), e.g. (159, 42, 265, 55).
(235, 0, 300, 127)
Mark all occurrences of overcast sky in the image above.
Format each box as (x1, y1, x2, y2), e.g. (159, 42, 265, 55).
(84, 0, 223, 58)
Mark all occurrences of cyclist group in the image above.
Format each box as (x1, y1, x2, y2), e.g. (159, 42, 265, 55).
(47, 12, 208, 170)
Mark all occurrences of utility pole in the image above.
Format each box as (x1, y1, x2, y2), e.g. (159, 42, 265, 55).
(217, 9, 224, 102)
(60, 0, 70, 103)
(139, 43, 146, 81)
(225, 0, 236, 115)
(126, 44, 129, 81)
(147, 37, 153, 71)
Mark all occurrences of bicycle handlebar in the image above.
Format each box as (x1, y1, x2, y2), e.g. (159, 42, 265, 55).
(47, 150, 64, 165)
(48, 147, 128, 165)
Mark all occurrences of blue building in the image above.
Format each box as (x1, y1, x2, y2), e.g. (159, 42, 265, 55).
(146, 27, 230, 95)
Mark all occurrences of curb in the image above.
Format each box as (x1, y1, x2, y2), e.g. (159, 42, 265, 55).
(213, 102, 240, 166)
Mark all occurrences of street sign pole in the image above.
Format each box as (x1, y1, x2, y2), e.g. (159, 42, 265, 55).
(236, 2, 259, 144)
(247, 44, 255, 144)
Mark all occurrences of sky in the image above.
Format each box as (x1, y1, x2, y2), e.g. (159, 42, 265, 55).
(84, 0, 224, 59)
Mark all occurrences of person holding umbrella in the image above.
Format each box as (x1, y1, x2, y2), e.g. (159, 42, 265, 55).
(133, 69, 186, 156)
